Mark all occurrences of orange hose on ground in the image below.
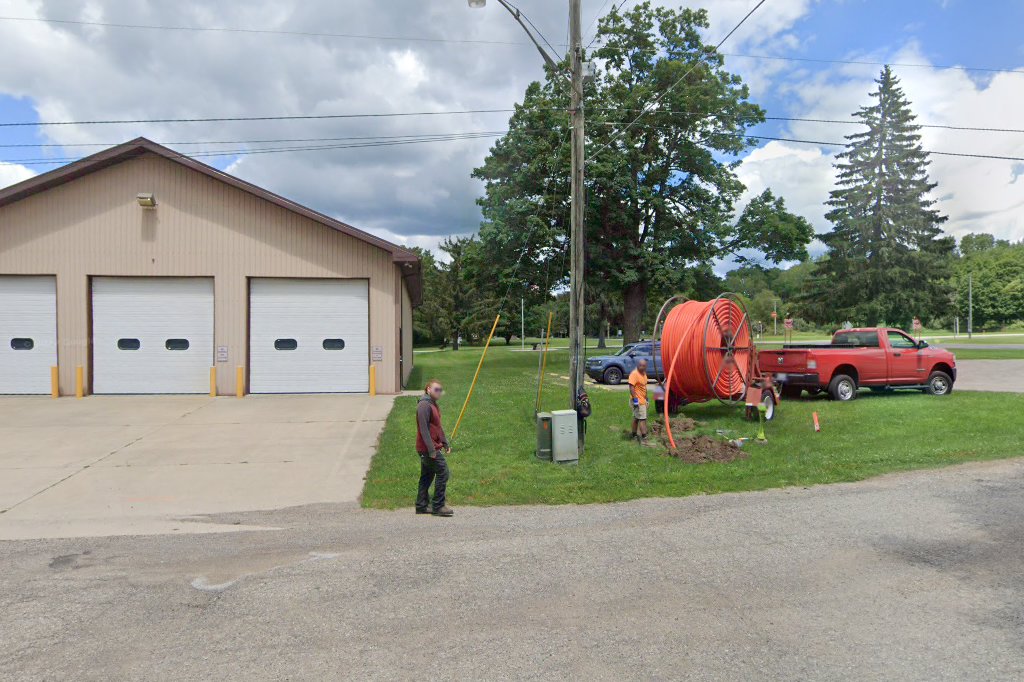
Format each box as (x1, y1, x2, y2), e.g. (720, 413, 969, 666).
(660, 299, 753, 449)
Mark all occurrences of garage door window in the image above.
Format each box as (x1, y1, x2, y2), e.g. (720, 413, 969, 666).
(165, 338, 190, 351)
(10, 338, 34, 350)
(274, 339, 298, 351)
(323, 339, 346, 350)
(118, 338, 141, 350)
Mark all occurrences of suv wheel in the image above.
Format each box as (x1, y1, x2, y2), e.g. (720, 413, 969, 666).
(828, 374, 857, 401)
(603, 366, 623, 385)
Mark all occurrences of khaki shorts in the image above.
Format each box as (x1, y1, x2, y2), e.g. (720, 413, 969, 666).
(632, 403, 647, 421)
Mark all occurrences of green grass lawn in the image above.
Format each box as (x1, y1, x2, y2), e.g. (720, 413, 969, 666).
(950, 348, 1024, 360)
(927, 334, 1024, 345)
(364, 345, 1024, 509)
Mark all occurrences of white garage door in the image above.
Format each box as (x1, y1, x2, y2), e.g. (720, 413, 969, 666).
(0, 276, 57, 394)
(249, 278, 369, 393)
(92, 277, 214, 394)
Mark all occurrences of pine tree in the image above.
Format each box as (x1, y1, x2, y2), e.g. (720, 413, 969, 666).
(807, 66, 954, 326)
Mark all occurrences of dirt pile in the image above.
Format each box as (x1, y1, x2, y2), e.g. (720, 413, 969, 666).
(667, 435, 748, 464)
(649, 417, 748, 464)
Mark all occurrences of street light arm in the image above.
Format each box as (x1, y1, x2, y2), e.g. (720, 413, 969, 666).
(492, 0, 562, 73)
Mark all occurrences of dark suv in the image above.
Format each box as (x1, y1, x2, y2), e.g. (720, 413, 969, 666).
(585, 342, 664, 385)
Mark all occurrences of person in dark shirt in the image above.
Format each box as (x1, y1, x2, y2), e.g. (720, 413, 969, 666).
(415, 379, 453, 517)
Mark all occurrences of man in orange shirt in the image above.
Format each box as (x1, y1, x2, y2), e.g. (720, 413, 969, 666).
(628, 358, 649, 442)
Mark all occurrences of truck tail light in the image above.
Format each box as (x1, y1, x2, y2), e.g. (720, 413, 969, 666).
(807, 359, 817, 370)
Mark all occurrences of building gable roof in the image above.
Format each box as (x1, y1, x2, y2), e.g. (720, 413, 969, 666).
(0, 137, 422, 303)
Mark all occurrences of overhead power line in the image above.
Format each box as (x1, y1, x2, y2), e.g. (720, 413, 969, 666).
(4, 129, 1021, 167)
(3, 110, 1020, 151)
(0, 108, 520, 128)
(0, 131, 511, 149)
(7, 14, 1023, 75)
(719, 52, 1024, 75)
(742, 134, 1024, 162)
(0, 15, 537, 46)
(591, 109, 1024, 134)
(0, 132, 507, 166)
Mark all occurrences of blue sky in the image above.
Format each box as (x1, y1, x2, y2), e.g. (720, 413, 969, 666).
(1, 0, 1022, 249)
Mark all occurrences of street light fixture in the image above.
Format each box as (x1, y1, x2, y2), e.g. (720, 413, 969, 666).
(470, 0, 587, 435)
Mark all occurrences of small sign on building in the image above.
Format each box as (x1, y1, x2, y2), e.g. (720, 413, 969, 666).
(371, 345, 384, 363)
(216, 346, 229, 363)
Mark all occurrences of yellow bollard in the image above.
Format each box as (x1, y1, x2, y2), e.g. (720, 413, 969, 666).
(210, 367, 217, 397)
(535, 311, 554, 412)
(75, 365, 84, 399)
(236, 366, 244, 398)
(51, 366, 59, 399)
(369, 365, 377, 397)
(452, 314, 501, 439)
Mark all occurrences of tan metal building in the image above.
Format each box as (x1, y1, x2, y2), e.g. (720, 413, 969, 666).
(0, 138, 420, 396)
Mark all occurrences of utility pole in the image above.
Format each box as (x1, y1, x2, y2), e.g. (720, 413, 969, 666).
(773, 299, 777, 336)
(568, 0, 586, 417)
(968, 273, 973, 339)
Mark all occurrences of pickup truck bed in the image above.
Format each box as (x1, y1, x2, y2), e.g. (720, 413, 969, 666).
(763, 328, 957, 401)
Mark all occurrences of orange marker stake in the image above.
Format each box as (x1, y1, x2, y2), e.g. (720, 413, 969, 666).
(812, 412, 821, 432)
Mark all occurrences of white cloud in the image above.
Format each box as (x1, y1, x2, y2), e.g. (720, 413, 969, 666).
(736, 141, 836, 235)
(0, 163, 35, 188)
(0, 0, 814, 246)
(736, 42, 1024, 244)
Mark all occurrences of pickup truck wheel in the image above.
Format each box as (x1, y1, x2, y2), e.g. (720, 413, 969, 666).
(781, 385, 802, 400)
(603, 367, 623, 385)
(925, 371, 953, 396)
(828, 374, 858, 401)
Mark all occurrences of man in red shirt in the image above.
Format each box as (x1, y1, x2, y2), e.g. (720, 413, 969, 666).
(415, 379, 453, 517)
(628, 359, 649, 443)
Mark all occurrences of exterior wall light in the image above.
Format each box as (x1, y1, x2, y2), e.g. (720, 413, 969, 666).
(136, 193, 157, 208)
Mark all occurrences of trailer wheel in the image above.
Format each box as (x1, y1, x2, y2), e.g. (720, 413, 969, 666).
(828, 374, 858, 401)
(924, 371, 953, 396)
(761, 391, 776, 421)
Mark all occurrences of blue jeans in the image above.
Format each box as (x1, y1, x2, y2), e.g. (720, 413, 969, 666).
(416, 453, 449, 511)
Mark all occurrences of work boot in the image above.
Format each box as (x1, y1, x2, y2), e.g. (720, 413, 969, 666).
(415, 507, 431, 515)
(432, 506, 454, 517)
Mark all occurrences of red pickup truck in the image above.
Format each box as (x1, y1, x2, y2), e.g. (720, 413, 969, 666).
(766, 328, 957, 401)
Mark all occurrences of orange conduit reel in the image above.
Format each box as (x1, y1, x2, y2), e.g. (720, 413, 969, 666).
(652, 294, 778, 449)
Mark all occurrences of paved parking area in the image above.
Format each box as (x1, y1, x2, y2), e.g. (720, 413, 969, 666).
(0, 395, 394, 540)
(2, 459, 1023, 680)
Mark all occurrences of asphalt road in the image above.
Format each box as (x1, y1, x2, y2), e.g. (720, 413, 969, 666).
(3, 459, 1024, 680)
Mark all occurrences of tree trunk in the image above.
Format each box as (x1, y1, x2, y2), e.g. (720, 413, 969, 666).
(596, 300, 608, 349)
(452, 329, 461, 351)
(622, 281, 647, 343)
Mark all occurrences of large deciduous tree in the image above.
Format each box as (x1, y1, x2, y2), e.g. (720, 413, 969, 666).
(473, 2, 813, 343)
(803, 66, 955, 326)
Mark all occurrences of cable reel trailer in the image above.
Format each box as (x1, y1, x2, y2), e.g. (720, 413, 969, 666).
(650, 293, 779, 422)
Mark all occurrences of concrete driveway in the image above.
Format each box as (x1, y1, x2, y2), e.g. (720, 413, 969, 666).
(953, 359, 1024, 392)
(0, 394, 394, 540)
(2, 459, 1023, 680)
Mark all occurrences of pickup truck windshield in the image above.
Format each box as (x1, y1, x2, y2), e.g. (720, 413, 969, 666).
(832, 331, 880, 347)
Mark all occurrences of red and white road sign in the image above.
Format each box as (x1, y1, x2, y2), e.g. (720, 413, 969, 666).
(784, 318, 794, 330)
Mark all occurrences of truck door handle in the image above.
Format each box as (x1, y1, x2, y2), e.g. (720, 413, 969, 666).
(893, 352, 902, 357)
